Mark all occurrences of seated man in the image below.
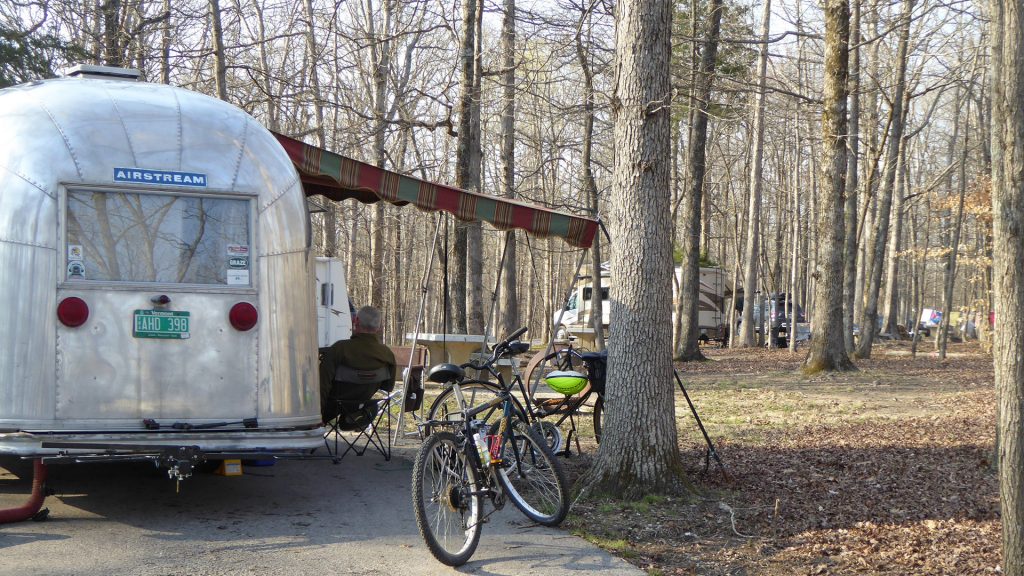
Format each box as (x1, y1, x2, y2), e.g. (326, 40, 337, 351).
(319, 305, 397, 424)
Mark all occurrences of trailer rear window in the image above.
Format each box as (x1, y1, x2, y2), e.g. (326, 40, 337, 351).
(65, 190, 251, 286)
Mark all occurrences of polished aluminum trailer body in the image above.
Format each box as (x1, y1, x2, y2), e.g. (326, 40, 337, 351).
(0, 73, 321, 456)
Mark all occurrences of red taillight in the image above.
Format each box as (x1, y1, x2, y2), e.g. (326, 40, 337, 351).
(229, 302, 258, 331)
(57, 297, 89, 327)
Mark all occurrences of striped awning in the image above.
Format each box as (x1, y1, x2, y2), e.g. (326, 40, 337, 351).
(273, 132, 598, 249)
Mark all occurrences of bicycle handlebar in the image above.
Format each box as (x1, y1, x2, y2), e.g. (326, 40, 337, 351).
(459, 326, 529, 372)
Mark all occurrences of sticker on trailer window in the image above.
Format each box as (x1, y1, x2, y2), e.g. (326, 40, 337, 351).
(227, 244, 249, 257)
(228, 256, 248, 269)
(68, 245, 84, 260)
(227, 269, 250, 285)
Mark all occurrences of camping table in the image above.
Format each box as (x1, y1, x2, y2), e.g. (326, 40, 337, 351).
(405, 333, 491, 369)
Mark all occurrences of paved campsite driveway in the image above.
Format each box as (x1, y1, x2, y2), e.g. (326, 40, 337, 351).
(0, 448, 642, 576)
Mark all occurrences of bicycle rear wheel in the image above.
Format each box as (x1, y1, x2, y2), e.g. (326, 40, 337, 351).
(495, 418, 570, 526)
(412, 432, 482, 566)
(593, 395, 603, 444)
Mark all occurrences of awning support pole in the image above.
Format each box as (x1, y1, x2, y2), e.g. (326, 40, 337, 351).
(394, 213, 444, 443)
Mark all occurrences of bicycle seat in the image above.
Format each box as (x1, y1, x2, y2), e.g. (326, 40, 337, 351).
(426, 363, 465, 384)
(581, 351, 607, 361)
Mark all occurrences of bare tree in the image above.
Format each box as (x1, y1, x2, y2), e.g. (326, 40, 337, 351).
(452, 0, 477, 333)
(804, 0, 855, 373)
(737, 0, 772, 348)
(499, 0, 519, 337)
(854, 0, 914, 359)
(576, 1, 606, 351)
(675, 0, 724, 361)
(843, 0, 861, 352)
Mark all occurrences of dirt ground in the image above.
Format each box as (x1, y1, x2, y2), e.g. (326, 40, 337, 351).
(560, 341, 998, 575)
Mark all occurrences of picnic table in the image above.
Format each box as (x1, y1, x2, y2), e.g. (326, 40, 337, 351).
(405, 333, 491, 369)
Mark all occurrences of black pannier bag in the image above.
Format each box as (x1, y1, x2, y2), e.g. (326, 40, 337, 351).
(581, 351, 608, 395)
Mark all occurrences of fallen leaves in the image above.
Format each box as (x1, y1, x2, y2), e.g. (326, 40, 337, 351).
(566, 341, 999, 575)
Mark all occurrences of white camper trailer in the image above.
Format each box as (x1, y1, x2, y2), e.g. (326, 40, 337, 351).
(0, 66, 322, 478)
(554, 265, 729, 344)
(315, 257, 353, 347)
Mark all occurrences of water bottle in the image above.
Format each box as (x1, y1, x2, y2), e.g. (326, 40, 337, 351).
(473, 431, 491, 466)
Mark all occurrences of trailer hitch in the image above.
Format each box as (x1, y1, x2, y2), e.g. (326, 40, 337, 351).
(157, 445, 202, 485)
(41, 442, 206, 491)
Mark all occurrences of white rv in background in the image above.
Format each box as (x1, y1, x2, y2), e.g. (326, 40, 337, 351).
(315, 257, 352, 347)
(554, 265, 729, 343)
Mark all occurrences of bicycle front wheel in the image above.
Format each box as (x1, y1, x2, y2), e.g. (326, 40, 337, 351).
(495, 418, 570, 526)
(412, 432, 483, 566)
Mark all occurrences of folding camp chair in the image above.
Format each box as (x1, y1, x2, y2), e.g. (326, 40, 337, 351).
(323, 365, 397, 462)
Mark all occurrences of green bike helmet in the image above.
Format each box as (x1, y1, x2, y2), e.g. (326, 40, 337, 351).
(545, 370, 588, 396)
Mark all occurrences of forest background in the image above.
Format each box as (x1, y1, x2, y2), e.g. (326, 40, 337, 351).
(0, 0, 989, 354)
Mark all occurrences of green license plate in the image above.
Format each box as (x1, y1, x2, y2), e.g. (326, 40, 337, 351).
(133, 310, 190, 339)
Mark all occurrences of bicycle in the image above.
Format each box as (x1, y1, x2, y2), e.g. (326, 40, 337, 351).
(412, 326, 570, 566)
(522, 338, 607, 451)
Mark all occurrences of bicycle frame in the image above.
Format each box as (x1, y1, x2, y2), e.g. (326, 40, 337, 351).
(445, 379, 529, 484)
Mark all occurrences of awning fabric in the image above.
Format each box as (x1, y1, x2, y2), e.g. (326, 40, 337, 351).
(273, 132, 597, 249)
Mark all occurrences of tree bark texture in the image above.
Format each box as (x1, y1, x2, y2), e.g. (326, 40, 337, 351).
(991, 0, 1024, 568)
(676, 0, 723, 362)
(738, 0, 771, 348)
(586, 0, 685, 498)
(803, 0, 855, 373)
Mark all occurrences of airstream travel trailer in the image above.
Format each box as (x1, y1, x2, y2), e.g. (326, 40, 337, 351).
(0, 65, 322, 480)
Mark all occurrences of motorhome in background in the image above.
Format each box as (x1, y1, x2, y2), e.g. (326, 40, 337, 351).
(0, 65, 322, 476)
(553, 264, 611, 341)
(553, 265, 729, 344)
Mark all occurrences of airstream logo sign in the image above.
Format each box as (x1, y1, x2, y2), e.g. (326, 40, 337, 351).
(114, 168, 208, 188)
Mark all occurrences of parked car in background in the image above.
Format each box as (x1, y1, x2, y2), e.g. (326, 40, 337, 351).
(737, 293, 806, 347)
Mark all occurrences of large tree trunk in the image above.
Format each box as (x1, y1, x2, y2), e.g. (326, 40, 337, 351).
(854, 0, 913, 359)
(584, 0, 685, 498)
(500, 0, 519, 337)
(737, 0, 772, 348)
(990, 0, 1024, 568)
(803, 0, 855, 373)
(675, 0, 723, 361)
